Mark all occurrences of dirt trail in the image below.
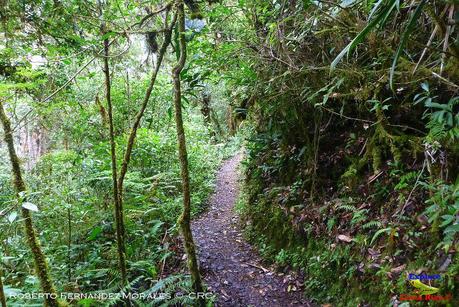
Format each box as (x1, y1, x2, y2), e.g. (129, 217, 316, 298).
(192, 154, 312, 307)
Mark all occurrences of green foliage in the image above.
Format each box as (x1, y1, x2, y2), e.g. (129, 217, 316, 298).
(1, 110, 227, 305)
(226, 0, 458, 304)
(416, 82, 459, 144)
(331, 0, 399, 70)
(1, 0, 458, 305)
(422, 179, 459, 251)
(1, 2, 235, 300)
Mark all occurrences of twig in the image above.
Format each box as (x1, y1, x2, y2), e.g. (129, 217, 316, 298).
(247, 263, 270, 273)
(440, 5, 454, 74)
(368, 171, 384, 184)
(159, 229, 168, 278)
(321, 107, 373, 123)
(0, 204, 16, 218)
(359, 138, 368, 156)
(395, 159, 427, 218)
(413, 24, 438, 74)
(432, 72, 459, 89)
(321, 106, 426, 135)
(134, 2, 173, 28)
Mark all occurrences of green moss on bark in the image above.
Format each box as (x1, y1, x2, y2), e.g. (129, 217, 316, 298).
(0, 102, 61, 307)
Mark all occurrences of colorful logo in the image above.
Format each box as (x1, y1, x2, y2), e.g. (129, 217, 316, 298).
(409, 279, 439, 295)
(398, 273, 452, 302)
(408, 273, 441, 281)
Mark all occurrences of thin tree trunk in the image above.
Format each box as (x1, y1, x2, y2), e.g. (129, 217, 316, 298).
(67, 206, 72, 282)
(0, 102, 59, 307)
(112, 14, 175, 277)
(172, 2, 204, 304)
(125, 71, 131, 111)
(210, 109, 224, 138)
(0, 268, 6, 307)
(101, 12, 175, 288)
(102, 34, 128, 286)
(310, 110, 322, 201)
(117, 12, 175, 193)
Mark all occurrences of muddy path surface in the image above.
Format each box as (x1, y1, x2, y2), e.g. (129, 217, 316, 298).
(192, 154, 313, 307)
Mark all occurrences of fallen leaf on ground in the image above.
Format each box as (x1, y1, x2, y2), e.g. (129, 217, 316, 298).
(390, 264, 406, 274)
(337, 234, 353, 243)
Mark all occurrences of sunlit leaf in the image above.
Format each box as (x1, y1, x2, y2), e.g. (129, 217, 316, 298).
(22, 202, 39, 212)
(8, 211, 18, 223)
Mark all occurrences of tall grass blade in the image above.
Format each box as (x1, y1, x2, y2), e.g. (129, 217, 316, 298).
(390, 0, 427, 90)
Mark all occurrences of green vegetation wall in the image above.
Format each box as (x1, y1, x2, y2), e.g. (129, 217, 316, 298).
(205, 0, 459, 305)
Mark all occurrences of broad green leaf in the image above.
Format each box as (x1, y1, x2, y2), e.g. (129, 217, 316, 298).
(421, 82, 429, 92)
(88, 226, 102, 241)
(440, 215, 454, 227)
(444, 223, 459, 234)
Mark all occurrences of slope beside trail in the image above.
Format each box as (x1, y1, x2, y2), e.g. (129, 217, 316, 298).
(192, 154, 313, 307)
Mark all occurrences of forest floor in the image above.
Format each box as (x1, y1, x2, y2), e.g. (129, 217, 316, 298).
(192, 154, 313, 306)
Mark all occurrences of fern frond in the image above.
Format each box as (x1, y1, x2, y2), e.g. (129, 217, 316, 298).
(337, 204, 356, 212)
(363, 220, 382, 229)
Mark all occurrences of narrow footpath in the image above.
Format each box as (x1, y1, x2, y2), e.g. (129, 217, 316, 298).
(192, 154, 313, 307)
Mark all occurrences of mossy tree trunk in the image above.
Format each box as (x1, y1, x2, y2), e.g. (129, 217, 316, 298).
(172, 1, 204, 305)
(0, 268, 6, 307)
(200, 92, 211, 126)
(102, 31, 128, 287)
(0, 102, 59, 307)
(116, 9, 174, 194)
(100, 9, 175, 289)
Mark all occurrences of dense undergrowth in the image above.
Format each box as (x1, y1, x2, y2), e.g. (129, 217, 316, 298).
(0, 115, 239, 306)
(1, 0, 459, 306)
(0, 4, 241, 301)
(224, 1, 459, 306)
